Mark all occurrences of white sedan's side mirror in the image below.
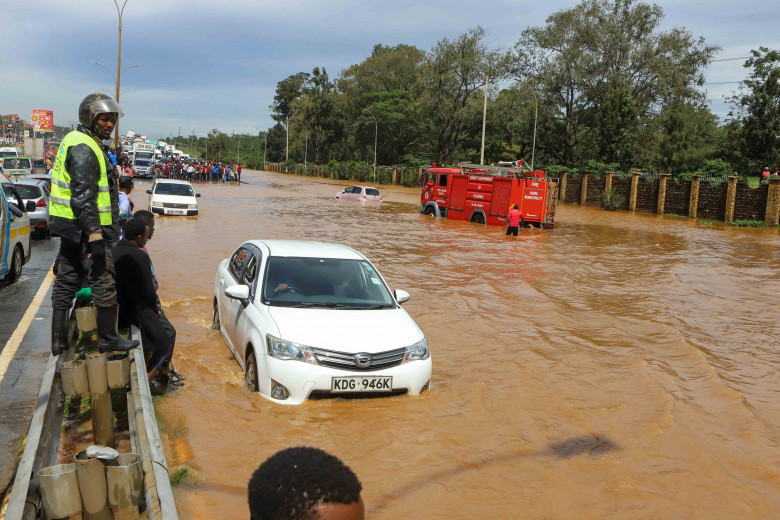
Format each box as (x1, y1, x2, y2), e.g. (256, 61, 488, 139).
(225, 285, 250, 306)
(394, 289, 410, 304)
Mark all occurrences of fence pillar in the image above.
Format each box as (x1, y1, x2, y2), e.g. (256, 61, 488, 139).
(657, 173, 671, 215)
(392, 167, 398, 184)
(580, 173, 589, 206)
(689, 175, 701, 218)
(629, 170, 641, 211)
(765, 177, 780, 226)
(604, 171, 613, 193)
(725, 175, 739, 222)
(559, 171, 568, 201)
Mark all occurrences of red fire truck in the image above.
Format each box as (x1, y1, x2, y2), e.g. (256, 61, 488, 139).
(419, 162, 558, 228)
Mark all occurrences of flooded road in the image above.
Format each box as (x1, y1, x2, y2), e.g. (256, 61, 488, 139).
(132, 170, 780, 519)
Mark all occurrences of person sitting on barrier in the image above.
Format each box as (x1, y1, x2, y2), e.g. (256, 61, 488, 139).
(133, 210, 184, 384)
(248, 446, 364, 520)
(112, 218, 179, 385)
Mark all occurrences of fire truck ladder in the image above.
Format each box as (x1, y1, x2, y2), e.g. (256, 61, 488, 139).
(458, 162, 527, 177)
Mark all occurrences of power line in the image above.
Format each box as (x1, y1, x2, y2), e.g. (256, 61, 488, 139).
(711, 57, 749, 62)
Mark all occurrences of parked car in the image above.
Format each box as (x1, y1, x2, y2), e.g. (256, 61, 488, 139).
(29, 173, 52, 192)
(1, 172, 34, 282)
(14, 179, 51, 238)
(146, 179, 200, 216)
(213, 240, 431, 405)
(335, 185, 382, 202)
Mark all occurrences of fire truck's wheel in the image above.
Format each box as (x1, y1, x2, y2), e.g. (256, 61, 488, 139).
(470, 213, 485, 225)
(424, 206, 436, 216)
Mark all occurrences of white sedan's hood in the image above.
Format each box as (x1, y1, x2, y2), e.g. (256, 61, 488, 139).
(268, 307, 423, 353)
(151, 194, 197, 205)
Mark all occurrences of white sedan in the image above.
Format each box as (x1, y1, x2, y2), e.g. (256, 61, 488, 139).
(147, 179, 200, 216)
(213, 240, 431, 405)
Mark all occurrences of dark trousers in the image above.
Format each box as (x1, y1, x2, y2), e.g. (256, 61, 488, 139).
(52, 238, 117, 310)
(131, 306, 172, 369)
(506, 226, 519, 236)
(158, 306, 177, 363)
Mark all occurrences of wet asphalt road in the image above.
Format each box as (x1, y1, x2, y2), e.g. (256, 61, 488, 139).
(0, 235, 58, 498)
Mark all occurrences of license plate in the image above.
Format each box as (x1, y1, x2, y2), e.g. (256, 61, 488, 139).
(165, 209, 185, 215)
(331, 376, 392, 393)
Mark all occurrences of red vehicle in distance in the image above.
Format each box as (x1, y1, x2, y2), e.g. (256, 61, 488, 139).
(419, 162, 558, 228)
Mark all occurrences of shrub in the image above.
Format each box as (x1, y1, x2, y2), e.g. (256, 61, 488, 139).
(728, 219, 765, 227)
(600, 188, 625, 211)
(401, 168, 420, 187)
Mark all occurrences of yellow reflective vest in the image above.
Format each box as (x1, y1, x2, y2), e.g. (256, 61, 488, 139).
(50, 131, 113, 226)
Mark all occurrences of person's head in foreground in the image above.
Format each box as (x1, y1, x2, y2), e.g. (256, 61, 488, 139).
(248, 447, 364, 520)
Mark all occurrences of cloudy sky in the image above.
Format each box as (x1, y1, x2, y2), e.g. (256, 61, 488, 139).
(1, 0, 777, 140)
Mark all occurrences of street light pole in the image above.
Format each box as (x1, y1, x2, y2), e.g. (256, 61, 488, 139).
(365, 110, 378, 182)
(113, 0, 128, 146)
(285, 117, 289, 173)
(480, 76, 489, 165)
(515, 79, 538, 171)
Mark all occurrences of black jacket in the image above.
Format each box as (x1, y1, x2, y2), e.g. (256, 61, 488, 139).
(50, 126, 120, 245)
(113, 240, 157, 317)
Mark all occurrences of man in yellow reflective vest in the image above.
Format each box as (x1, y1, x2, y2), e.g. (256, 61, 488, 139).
(49, 93, 139, 355)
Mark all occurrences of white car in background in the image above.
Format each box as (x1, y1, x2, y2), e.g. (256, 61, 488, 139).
(335, 185, 382, 202)
(213, 240, 431, 405)
(147, 179, 200, 216)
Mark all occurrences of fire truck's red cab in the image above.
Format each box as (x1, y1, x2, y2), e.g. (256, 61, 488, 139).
(419, 163, 557, 229)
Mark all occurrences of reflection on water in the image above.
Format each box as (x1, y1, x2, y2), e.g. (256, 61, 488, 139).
(131, 171, 780, 519)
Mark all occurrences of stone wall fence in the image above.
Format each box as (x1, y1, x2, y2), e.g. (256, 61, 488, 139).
(557, 170, 780, 226)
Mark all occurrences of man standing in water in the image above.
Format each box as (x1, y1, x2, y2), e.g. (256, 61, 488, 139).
(49, 93, 139, 355)
(504, 204, 524, 236)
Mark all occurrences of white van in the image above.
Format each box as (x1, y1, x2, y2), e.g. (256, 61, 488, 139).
(0, 172, 33, 282)
(1, 156, 33, 180)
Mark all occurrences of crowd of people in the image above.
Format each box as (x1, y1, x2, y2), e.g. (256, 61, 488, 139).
(152, 158, 243, 182)
(104, 145, 244, 183)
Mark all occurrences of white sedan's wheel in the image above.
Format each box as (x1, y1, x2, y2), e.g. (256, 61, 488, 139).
(245, 351, 259, 392)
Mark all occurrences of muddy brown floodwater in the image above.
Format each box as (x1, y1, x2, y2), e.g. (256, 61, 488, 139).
(130, 170, 780, 519)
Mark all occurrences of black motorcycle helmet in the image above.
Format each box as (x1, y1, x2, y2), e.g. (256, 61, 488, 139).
(78, 93, 123, 133)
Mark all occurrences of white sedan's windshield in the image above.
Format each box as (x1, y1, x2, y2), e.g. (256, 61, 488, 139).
(154, 183, 194, 196)
(263, 257, 395, 309)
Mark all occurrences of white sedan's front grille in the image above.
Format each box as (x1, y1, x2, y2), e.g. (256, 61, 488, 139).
(311, 347, 406, 371)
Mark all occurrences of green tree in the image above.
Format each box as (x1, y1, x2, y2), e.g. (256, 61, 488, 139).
(727, 47, 780, 170)
(419, 26, 511, 164)
(656, 103, 720, 174)
(515, 0, 718, 168)
(270, 72, 310, 123)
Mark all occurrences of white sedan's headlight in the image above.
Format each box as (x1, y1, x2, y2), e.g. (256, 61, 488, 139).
(403, 337, 429, 363)
(267, 335, 319, 364)
(188, 203, 197, 209)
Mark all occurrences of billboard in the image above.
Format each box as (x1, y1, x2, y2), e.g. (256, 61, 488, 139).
(31, 110, 53, 132)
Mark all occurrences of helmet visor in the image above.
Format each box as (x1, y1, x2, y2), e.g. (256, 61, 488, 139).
(88, 98, 124, 120)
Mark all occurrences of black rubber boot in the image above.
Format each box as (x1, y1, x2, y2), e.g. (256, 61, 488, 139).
(97, 305, 140, 353)
(51, 308, 70, 356)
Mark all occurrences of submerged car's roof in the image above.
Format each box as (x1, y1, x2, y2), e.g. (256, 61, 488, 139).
(248, 240, 365, 260)
(154, 179, 192, 185)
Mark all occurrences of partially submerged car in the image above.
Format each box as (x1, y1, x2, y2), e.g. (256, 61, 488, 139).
(147, 179, 200, 216)
(213, 240, 431, 405)
(335, 185, 382, 202)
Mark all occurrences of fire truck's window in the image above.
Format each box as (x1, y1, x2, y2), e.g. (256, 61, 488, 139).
(438, 175, 447, 187)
